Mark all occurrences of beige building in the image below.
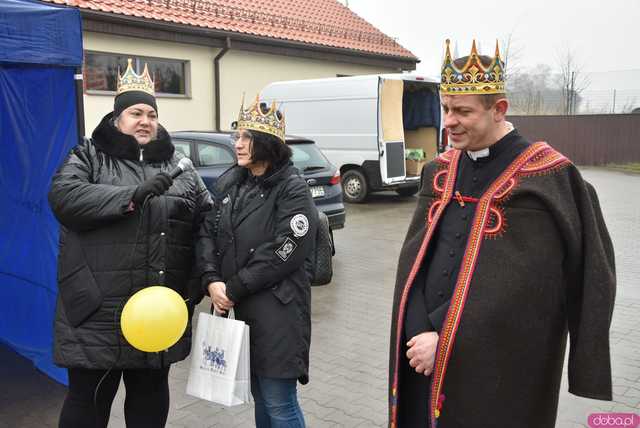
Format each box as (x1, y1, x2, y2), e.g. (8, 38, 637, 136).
(44, 0, 418, 134)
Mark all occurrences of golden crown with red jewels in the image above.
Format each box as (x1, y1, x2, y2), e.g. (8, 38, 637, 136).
(440, 39, 506, 95)
(235, 95, 286, 142)
(117, 58, 155, 96)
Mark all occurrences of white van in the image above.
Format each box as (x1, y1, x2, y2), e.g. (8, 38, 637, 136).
(261, 74, 442, 202)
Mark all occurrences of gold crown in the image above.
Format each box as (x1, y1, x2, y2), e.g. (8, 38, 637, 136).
(117, 58, 155, 96)
(236, 95, 285, 142)
(440, 39, 505, 95)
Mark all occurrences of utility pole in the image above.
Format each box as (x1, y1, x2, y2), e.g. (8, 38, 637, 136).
(612, 89, 617, 114)
(569, 71, 575, 115)
(565, 73, 574, 115)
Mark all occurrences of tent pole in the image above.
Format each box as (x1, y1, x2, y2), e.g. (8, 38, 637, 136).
(75, 67, 85, 138)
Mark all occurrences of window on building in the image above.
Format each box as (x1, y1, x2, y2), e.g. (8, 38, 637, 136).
(84, 52, 189, 96)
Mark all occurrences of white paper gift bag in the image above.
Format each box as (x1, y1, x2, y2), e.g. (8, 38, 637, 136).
(186, 310, 252, 406)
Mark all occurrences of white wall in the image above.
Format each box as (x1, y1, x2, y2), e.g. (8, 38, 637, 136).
(82, 31, 399, 135)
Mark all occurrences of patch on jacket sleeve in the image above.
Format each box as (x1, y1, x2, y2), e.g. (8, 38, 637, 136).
(275, 237, 298, 261)
(290, 214, 309, 237)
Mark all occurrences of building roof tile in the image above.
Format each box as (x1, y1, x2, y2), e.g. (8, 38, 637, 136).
(42, 0, 417, 60)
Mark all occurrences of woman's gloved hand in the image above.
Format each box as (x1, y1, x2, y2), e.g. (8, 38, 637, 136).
(132, 172, 173, 205)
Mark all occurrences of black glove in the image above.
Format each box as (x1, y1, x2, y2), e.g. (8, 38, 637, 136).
(132, 172, 173, 205)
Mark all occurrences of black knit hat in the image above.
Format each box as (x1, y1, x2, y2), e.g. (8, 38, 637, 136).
(114, 90, 158, 117)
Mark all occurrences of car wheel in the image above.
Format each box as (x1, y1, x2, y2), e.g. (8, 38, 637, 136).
(396, 186, 419, 197)
(312, 211, 333, 286)
(329, 227, 335, 256)
(341, 169, 368, 203)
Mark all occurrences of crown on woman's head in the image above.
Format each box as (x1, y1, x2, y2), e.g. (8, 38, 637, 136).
(236, 95, 286, 142)
(440, 39, 505, 96)
(117, 58, 155, 96)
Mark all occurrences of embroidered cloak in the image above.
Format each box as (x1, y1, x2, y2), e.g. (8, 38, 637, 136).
(388, 143, 615, 428)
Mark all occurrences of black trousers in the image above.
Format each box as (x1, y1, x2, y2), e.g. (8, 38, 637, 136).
(59, 367, 170, 428)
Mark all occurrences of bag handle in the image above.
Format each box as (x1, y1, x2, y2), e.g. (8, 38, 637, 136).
(210, 304, 234, 319)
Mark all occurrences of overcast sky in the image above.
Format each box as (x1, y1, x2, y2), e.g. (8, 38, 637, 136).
(347, 0, 639, 79)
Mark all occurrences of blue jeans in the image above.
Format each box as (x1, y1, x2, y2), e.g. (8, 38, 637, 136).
(251, 375, 306, 428)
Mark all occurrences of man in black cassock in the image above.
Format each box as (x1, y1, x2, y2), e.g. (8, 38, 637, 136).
(388, 39, 615, 428)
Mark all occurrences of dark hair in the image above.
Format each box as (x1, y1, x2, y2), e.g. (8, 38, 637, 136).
(453, 55, 507, 109)
(249, 130, 292, 167)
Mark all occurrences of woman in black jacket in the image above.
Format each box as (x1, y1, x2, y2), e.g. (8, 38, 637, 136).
(197, 98, 317, 428)
(49, 59, 211, 427)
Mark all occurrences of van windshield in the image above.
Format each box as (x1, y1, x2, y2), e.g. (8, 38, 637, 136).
(289, 142, 330, 171)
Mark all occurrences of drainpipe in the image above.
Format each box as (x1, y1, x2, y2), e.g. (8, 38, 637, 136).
(214, 37, 231, 131)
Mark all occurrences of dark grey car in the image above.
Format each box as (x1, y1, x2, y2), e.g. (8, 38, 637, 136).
(171, 131, 346, 231)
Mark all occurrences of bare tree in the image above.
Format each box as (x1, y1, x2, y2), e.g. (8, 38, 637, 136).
(500, 30, 558, 115)
(501, 30, 523, 81)
(621, 97, 639, 113)
(557, 49, 590, 114)
(503, 34, 593, 116)
(508, 64, 566, 115)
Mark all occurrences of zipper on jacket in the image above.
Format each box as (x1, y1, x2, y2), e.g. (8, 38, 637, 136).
(139, 147, 149, 290)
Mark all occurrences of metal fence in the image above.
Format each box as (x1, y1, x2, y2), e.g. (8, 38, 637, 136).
(509, 114, 640, 165)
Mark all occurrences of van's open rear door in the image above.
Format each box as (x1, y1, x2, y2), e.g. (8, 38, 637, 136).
(378, 78, 405, 185)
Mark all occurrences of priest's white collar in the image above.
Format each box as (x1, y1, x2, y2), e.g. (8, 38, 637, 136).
(465, 122, 515, 161)
(467, 148, 490, 161)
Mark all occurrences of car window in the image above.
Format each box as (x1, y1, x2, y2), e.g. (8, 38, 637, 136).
(173, 140, 192, 159)
(290, 143, 330, 171)
(198, 143, 234, 166)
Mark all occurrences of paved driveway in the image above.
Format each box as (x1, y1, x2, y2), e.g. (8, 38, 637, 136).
(2, 168, 638, 427)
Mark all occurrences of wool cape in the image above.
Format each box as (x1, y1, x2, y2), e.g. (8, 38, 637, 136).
(388, 143, 615, 428)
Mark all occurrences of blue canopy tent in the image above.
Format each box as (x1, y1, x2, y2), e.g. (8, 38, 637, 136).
(0, 0, 83, 384)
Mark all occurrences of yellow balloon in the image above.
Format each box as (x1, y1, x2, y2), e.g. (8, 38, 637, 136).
(120, 286, 188, 353)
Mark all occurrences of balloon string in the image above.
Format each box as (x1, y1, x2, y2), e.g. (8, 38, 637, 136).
(92, 194, 152, 420)
(127, 194, 152, 300)
(92, 367, 113, 427)
(91, 300, 124, 427)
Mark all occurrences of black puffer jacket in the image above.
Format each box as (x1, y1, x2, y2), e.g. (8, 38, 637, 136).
(49, 112, 212, 369)
(197, 163, 317, 383)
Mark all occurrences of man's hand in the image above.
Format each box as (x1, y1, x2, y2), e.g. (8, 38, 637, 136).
(406, 332, 439, 376)
(207, 281, 234, 314)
